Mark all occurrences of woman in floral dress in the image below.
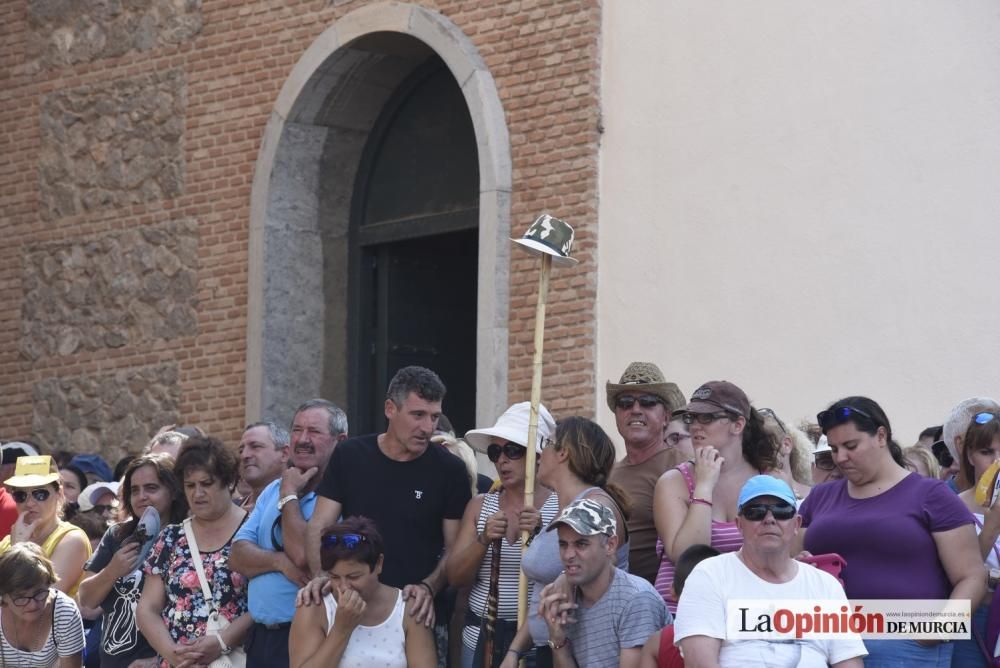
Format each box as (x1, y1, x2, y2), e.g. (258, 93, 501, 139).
(137, 436, 250, 667)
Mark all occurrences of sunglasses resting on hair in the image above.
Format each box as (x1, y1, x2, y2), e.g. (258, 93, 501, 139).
(740, 501, 797, 521)
(322, 533, 368, 549)
(975, 412, 999, 425)
(817, 406, 874, 430)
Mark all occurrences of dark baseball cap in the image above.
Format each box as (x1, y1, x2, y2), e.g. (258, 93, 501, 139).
(679, 380, 750, 418)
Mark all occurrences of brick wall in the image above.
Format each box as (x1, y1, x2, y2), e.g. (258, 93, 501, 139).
(0, 0, 600, 459)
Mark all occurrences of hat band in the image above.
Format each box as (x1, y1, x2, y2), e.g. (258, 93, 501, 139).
(523, 234, 568, 257)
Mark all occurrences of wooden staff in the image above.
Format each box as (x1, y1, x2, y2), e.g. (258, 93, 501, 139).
(517, 252, 552, 630)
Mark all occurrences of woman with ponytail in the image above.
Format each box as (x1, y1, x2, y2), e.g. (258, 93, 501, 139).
(797, 396, 983, 668)
(500, 417, 630, 668)
(651, 380, 781, 613)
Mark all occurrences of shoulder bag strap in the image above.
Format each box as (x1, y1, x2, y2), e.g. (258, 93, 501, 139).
(183, 518, 215, 608)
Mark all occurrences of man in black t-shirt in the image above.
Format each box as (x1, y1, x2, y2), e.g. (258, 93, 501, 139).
(305, 366, 472, 628)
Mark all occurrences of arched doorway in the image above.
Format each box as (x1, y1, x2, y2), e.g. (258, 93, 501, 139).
(350, 58, 479, 433)
(246, 4, 511, 434)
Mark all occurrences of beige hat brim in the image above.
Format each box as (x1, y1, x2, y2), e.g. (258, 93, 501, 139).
(511, 238, 578, 267)
(605, 381, 685, 413)
(4, 472, 60, 488)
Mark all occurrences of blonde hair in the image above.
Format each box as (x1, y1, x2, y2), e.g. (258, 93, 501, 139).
(438, 437, 479, 496)
(0, 543, 56, 599)
(903, 445, 941, 479)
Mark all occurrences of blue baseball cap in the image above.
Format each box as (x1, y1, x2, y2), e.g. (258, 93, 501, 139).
(70, 454, 113, 482)
(737, 475, 797, 510)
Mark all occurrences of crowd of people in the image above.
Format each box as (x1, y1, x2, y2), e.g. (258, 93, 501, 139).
(0, 362, 998, 667)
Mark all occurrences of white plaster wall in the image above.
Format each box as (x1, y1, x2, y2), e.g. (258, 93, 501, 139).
(597, 2, 1000, 447)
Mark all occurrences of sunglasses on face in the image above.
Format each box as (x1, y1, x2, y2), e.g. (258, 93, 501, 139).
(665, 432, 691, 447)
(681, 412, 731, 425)
(10, 588, 49, 607)
(487, 442, 526, 463)
(740, 501, 797, 521)
(615, 395, 662, 410)
(931, 440, 954, 468)
(12, 489, 51, 504)
(321, 533, 368, 549)
(816, 405, 874, 431)
(814, 452, 836, 471)
(975, 412, 999, 425)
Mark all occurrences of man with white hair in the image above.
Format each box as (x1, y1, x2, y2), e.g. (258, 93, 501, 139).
(942, 397, 1000, 492)
(676, 475, 866, 667)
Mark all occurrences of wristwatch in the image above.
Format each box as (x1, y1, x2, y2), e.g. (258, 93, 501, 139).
(547, 637, 569, 651)
(277, 494, 299, 511)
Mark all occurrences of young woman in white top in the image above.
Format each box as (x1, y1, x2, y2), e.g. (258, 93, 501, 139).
(289, 517, 436, 668)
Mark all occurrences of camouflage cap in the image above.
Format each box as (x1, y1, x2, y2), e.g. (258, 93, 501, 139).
(546, 498, 616, 537)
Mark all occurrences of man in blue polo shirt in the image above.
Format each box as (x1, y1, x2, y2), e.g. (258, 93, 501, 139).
(230, 399, 348, 668)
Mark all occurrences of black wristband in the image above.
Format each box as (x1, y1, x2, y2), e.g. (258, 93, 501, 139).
(418, 580, 435, 598)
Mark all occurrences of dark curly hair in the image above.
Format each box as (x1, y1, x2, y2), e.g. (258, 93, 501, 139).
(173, 435, 240, 491)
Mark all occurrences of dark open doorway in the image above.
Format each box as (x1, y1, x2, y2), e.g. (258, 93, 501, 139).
(349, 53, 479, 435)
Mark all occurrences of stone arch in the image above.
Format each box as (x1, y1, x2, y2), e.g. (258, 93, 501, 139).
(245, 3, 510, 428)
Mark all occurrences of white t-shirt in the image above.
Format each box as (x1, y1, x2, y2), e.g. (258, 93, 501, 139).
(674, 552, 867, 668)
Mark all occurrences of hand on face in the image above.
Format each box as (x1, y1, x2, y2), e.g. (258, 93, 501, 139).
(333, 586, 367, 632)
(692, 446, 724, 492)
(538, 582, 577, 640)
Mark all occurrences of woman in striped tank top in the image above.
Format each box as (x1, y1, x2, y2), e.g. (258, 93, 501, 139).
(652, 381, 782, 613)
(447, 402, 559, 668)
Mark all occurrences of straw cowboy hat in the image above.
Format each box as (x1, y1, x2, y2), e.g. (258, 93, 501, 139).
(605, 362, 685, 414)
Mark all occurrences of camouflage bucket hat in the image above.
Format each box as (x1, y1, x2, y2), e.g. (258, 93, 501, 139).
(511, 213, 579, 267)
(546, 498, 616, 537)
(605, 361, 685, 414)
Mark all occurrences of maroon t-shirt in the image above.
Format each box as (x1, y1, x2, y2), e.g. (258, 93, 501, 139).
(0, 487, 17, 541)
(800, 473, 973, 600)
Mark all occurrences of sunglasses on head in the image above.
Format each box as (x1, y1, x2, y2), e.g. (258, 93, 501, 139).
(615, 394, 662, 410)
(487, 442, 526, 463)
(758, 407, 787, 435)
(975, 412, 999, 425)
(12, 489, 51, 504)
(322, 533, 368, 549)
(681, 412, 732, 425)
(740, 501, 797, 521)
(816, 405, 874, 431)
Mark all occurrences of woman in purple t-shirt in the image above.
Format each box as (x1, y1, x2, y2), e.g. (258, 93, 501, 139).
(797, 396, 984, 668)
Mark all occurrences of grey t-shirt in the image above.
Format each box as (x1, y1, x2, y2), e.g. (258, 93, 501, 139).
(566, 568, 670, 667)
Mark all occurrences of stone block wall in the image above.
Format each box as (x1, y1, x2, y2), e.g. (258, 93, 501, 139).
(38, 69, 186, 219)
(0, 0, 600, 461)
